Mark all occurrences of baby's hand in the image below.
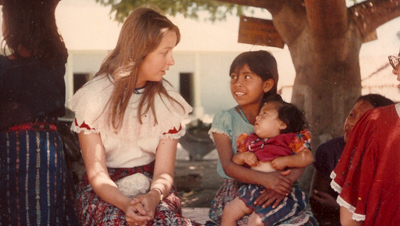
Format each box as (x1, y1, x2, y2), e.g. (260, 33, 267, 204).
(271, 157, 287, 170)
(243, 152, 259, 167)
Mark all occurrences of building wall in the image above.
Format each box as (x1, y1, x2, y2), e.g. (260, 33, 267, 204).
(167, 52, 238, 115)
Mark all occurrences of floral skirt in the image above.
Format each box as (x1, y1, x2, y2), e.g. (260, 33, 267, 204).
(0, 126, 78, 226)
(76, 161, 202, 226)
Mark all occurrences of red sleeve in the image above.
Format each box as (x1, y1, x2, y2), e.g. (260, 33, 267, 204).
(236, 133, 248, 153)
(289, 129, 311, 153)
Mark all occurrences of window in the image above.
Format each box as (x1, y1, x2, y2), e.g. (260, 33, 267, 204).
(73, 73, 89, 93)
(179, 73, 194, 107)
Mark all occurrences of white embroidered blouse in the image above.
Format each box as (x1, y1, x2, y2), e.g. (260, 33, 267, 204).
(70, 75, 192, 168)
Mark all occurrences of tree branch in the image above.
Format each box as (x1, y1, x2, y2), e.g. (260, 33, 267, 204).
(214, 0, 284, 15)
(304, 0, 348, 38)
(349, 0, 400, 39)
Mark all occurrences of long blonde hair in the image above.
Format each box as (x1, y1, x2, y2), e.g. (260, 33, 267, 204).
(95, 6, 182, 130)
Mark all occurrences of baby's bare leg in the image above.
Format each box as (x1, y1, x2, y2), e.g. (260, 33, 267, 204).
(221, 197, 252, 226)
(248, 212, 264, 226)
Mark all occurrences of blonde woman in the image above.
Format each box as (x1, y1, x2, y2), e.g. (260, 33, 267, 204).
(71, 7, 198, 226)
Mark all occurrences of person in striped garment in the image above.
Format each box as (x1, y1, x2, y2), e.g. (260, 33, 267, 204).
(0, 0, 78, 225)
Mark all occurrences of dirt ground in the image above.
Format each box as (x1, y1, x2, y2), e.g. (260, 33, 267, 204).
(174, 158, 223, 208)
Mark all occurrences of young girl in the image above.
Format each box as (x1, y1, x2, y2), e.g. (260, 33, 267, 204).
(222, 95, 314, 225)
(208, 51, 316, 225)
(71, 7, 198, 225)
(0, 0, 78, 225)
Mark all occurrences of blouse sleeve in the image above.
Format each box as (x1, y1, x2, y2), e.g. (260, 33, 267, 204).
(208, 110, 233, 143)
(158, 86, 192, 140)
(69, 79, 108, 134)
(289, 129, 312, 154)
(330, 111, 378, 221)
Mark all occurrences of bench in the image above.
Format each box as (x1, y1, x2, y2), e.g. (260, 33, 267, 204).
(182, 207, 211, 224)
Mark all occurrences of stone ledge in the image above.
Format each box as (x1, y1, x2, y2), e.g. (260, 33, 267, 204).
(182, 207, 211, 224)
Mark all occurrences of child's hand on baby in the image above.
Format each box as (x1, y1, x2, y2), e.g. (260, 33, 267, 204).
(243, 152, 259, 167)
(271, 157, 287, 170)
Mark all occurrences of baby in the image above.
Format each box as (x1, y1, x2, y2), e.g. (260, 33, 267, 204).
(222, 94, 314, 225)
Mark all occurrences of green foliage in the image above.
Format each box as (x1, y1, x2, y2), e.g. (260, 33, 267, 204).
(95, 0, 363, 23)
(94, 0, 247, 23)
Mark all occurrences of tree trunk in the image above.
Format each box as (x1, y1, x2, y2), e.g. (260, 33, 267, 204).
(289, 21, 363, 191)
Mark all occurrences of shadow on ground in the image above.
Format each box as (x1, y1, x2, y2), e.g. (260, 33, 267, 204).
(174, 159, 223, 208)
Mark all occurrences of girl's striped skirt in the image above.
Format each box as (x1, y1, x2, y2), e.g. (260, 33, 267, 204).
(209, 179, 318, 226)
(0, 122, 78, 226)
(209, 179, 248, 225)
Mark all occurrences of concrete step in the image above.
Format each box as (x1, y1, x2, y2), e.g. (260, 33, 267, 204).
(182, 207, 211, 225)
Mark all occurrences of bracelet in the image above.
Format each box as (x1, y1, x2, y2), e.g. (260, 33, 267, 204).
(151, 187, 164, 201)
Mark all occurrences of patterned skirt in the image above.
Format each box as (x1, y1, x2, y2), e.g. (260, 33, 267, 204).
(209, 179, 318, 226)
(0, 122, 78, 226)
(75, 162, 202, 226)
(209, 179, 248, 225)
(238, 184, 307, 225)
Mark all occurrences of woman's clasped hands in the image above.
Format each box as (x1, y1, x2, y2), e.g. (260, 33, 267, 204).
(125, 190, 160, 226)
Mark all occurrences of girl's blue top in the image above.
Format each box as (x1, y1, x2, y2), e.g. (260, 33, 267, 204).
(209, 106, 254, 179)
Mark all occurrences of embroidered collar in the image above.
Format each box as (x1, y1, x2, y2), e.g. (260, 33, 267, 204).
(107, 74, 145, 94)
(134, 86, 145, 94)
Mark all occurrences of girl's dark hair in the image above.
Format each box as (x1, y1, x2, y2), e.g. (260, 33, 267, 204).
(264, 94, 307, 134)
(356, 94, 394, 108)
(2, 0, 68, 69)
(229, 50, 279, 101)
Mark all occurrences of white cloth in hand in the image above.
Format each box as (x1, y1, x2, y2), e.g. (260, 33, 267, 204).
(115, 173, 151, 199)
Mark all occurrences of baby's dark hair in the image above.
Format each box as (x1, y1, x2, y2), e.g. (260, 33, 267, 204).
(263, 94, 307, 134)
